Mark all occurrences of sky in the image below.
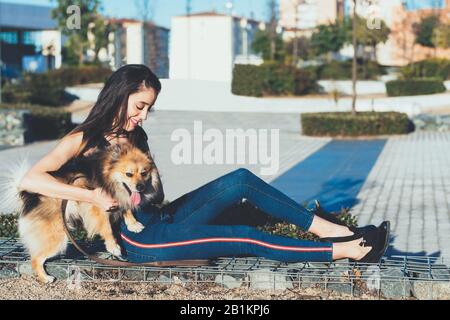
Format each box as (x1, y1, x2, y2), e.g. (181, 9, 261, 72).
(1, 0, 271, 28)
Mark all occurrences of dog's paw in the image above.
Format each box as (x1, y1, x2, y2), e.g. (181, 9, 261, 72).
(106, 243, 122, 258)
(39, 275, 56, 284)
(127, 221, 145, 233)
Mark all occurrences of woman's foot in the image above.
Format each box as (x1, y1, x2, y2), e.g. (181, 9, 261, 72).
(352, 221, 390, 263)
(309, 215, 376, 241)
(332, 221, 390, 263)
(332, 238, 372, 260)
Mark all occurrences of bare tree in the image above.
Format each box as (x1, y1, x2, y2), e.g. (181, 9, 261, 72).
(351, 0, 357, 116)
(267, 0, 278, 61)
(135, 0, 157, 22)
(291, 0, 300, 67)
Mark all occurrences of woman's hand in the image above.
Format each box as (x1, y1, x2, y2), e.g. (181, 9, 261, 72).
(91, 187, 119, 212)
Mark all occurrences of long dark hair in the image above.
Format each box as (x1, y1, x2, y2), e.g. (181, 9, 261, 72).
(70, 64, 161, 157)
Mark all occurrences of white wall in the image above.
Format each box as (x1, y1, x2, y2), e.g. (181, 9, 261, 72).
(170, 16, 233, 81)
(126, 24, 144, 64)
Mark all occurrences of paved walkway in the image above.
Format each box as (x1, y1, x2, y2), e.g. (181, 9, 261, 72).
(1, 110, 449, 260)
(271, 139, 386, 212)
(354, 131, 450, 259)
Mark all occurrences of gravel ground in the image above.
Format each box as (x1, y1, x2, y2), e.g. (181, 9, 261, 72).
(0, 276, 384, 300)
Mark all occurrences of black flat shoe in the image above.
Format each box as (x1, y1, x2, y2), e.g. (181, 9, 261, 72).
(320, 224, 377, 243)
(350, 221, 390, 264)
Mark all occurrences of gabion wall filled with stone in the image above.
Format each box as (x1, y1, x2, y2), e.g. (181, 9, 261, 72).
(0, 110, 29, 146)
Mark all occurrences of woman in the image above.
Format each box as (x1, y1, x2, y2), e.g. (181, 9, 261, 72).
(19, 64, 390, 265)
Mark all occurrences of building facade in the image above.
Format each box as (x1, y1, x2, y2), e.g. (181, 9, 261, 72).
(169, 12, 264, 82)
(280, 0, 345, 39)
(104, 19, 170, 78)
(0, 2, 62, 77)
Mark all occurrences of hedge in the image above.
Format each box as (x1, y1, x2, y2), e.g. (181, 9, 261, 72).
(386, 79, 446, 97)
(232, 63, 320, 97)
(305, 60, 386, 80)
(2, 66, 113, 106)
(301, 112, 413, 137)
(0, 103, 75, 142)
(260, 62, 296, 96)
(400, 58, 450, 81)
(232, 65, 264, 97)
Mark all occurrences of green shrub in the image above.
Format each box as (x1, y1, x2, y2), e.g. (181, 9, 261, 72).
(47, 66, 113, 87)
(301, 111, 412, 137)
(1, 81, 32, 104)
(260, 62, 296, 96)
(0, 103, 75, 141)
(24, 72, 67, 106)
(1, 66, 113, 107)
(294, 69, 322, 95)
(259, 204, 358, 241)
(232, 63, 319, 97)
(232, 64, 264, 97)
(306, 60, 386, 80)
(400, 58, 450, 80)
(386, 78, 446, 97)
(0, 214, 19, 238)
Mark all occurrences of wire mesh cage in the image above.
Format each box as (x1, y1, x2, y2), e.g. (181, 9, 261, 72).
(1, 237, 449, 299)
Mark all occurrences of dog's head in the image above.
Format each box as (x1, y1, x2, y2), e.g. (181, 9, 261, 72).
(100, 143, 164, 210)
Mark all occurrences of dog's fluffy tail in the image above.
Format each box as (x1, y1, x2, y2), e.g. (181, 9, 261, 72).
(0, 154, 32, 215)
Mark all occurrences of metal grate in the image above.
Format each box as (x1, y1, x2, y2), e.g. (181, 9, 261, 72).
(1, 237, 449, 299)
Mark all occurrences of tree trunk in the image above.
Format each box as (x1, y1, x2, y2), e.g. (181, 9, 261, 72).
(351, 0, 357, 116)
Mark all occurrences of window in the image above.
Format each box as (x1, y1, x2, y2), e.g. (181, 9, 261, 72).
(0, 32, 18, 44)
(23, 32, 36, 45)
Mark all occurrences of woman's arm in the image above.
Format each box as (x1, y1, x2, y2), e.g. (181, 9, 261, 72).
(18, 132, 93, 203)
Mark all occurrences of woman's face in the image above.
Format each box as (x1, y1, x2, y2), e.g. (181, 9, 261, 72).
(123, 86, 158, 132)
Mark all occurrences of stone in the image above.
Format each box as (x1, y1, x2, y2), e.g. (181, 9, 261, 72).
(17, 262, 33, 276)
(157, 274, 172, 284)
(46, 265, 69, 280)
(247, 268, 293, 290)
(365, 266, 381, 292)
(298, 274, 323, 289)
(0, 110, 28, 146)
(323, 270, 358, 295)
(412, 114, 450, 132)
(379, 269, 412, 299)
(0, 267, 18, 279)
(412, 281, 450, 300)
(215, 274, 242, 289)
(327, 283, 360, 296)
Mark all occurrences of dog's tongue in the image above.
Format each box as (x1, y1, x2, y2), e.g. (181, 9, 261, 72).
(130, 192, 141, 206)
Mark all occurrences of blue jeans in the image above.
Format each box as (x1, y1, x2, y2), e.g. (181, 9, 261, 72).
(120, 168, 333, 263)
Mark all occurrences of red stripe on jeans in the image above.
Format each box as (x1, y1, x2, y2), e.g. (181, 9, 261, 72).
(120, 233, 332, 252)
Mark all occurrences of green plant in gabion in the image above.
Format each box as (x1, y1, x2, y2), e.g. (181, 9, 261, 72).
(258, 201, 358, 241)
(301, 111, 413, 137)
(0, 213, 95, 241)
(0, 214, 19, 238)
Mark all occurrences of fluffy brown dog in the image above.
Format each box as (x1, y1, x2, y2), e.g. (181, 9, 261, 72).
(18, 143, 164, 283)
